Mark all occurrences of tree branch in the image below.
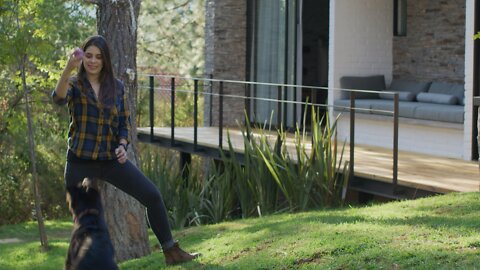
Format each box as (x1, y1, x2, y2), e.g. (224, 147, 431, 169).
(0, 91, 25, 133)
(84, 0, 100, 5)
(167, 0, 191, 12)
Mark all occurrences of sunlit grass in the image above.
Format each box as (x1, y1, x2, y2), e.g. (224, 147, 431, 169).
(0, 219, 71, 241)
(1, 192, 479, 269)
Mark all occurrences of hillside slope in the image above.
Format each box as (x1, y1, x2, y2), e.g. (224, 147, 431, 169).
(121, 192, 480, 269)
(1, 192, 478, 269)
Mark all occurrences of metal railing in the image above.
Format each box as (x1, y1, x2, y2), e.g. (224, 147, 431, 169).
(138, 74, 401, 192)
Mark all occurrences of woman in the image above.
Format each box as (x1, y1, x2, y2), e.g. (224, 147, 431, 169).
(52, 35, 199, 265)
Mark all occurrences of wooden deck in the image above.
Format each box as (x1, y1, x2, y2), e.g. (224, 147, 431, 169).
(137, 126, 479, 194)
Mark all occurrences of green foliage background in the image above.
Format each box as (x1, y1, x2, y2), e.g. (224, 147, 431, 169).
(0, 0, 206, 225)
(0, 0, 344, 230)
(0, 0, 96, 225)
(138, 0, 205, 75)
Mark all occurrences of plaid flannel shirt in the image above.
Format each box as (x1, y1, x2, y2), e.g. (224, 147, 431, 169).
(52, 77, 130, 160)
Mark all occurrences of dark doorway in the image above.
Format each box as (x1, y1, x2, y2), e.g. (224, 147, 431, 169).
(302, 0, 329, 124)
(473, 0, 480, 160)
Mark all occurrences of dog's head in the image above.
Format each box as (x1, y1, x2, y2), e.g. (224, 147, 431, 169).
(66, 178, 102, 220)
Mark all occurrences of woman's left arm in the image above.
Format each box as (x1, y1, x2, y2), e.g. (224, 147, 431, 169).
(115, 82, 131, 164)
(117, 82, 130, 144)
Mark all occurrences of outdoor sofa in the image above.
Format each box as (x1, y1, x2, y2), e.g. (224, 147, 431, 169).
(333, 75, 465, 124)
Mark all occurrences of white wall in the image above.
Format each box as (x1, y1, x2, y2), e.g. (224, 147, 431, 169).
(464, 0, 475, 160)
(328, 0, 393, 108)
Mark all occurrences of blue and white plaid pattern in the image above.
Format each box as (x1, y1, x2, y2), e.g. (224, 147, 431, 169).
(52, 77, 130, 160)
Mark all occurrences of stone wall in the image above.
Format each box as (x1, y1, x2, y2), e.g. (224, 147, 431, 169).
(393, 0, 466, 84)
(204, 0, 247, 127)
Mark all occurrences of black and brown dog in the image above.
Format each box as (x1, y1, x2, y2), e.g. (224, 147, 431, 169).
(65, 178, 118, 270)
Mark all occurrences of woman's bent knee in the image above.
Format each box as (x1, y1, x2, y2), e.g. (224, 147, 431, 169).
(142, 188, 163, 208)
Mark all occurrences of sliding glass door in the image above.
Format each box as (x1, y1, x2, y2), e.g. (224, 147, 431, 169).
(249, 0, 301, 127)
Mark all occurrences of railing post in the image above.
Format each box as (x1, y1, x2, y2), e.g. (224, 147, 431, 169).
(349, 91, 356, 185)
(393, 93, 399, 193)
(277, 85, 283, 129)
(149, 75, 154, 142)
(293, 85, 297, 125)
(244, 82, 250, 126)
(194, 79, 198, 151)
(180, 152, 191, 188)
(283, 85, 287, 129)
(245, 83, 251, 141)
(209, 74, 213, 127)
(276, 85, 283, 154)
(219, 81, 224, 149)
(170, 77, 175, 146)
(310, 87, 315, 131)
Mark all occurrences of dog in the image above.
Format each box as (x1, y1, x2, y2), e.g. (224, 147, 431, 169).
(64, 178, 118, 270)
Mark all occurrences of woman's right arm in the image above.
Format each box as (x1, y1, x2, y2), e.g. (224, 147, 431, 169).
(53, 48, 83, 102)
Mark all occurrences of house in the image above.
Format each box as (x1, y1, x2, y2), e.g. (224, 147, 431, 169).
(204, 0, 479, 161)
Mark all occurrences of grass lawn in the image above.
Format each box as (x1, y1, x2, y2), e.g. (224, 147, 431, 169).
(1, 192, 479, 269)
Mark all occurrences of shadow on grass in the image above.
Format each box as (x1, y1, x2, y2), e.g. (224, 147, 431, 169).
(208, 212, 478, 246)
(172, 193, 480, 268)
(185, 213, 479, 269)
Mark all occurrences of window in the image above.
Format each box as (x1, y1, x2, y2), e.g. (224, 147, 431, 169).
(394, 0, 407, 36)
(247, 0, 298, 127)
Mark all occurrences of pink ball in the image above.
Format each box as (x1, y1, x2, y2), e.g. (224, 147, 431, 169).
(73, 48, 84, 58)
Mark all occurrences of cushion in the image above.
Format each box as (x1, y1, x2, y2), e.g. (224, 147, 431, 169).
(340, 75, 385, 99)
(417, 92, 458, 105)
(379, 91, 416, 101)
(388, 79, 431, 95)
(427, 82, 464, 103)
(414, 104, 464, 123)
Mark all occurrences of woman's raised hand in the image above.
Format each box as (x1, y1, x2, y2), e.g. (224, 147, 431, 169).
(66, 47, 84, 71)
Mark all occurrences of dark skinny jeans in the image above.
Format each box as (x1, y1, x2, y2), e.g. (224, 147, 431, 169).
(64, 153, 175, 249)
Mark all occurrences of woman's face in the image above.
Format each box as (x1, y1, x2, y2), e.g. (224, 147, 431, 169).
(83, 45, 103, 78)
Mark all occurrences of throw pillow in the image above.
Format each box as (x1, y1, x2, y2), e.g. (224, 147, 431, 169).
(428, 82, 464, 102)
(416, 92, 458, 105)
(379, 91, 416, 101)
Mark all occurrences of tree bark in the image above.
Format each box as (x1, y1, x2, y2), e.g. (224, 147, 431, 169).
(95, 0, 150, 262)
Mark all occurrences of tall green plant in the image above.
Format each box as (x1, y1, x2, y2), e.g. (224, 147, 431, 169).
(308, 109, 348, 206)
(258, 108, 348, 211)
(139, 107, 348, 228)
(221, 116, 281, 218)
(198, 164, 235, 224)
(140, 146, 202, 229)
(220, 135, 257, 218)
(140, 144, 237, 228)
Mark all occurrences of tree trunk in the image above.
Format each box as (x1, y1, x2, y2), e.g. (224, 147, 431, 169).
(95, 0, 150, 262)
(20, 55, 49, 251)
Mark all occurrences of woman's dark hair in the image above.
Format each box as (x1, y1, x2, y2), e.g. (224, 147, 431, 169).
(78, 35, 116, 106)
